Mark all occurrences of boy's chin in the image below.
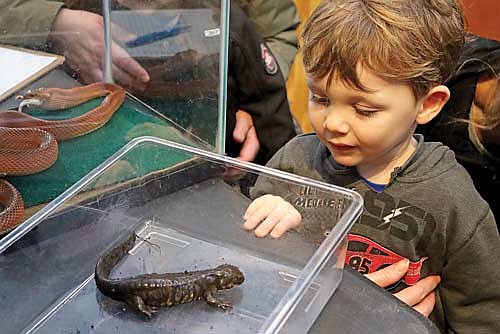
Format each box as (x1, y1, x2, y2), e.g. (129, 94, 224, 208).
(330, 154, 358, 167)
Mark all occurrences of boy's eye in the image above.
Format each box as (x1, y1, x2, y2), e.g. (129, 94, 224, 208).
(354, 106, 378, 117)
(309, 93, 330, 106)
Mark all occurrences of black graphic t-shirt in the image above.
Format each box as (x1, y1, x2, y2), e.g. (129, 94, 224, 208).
(250, 133, 500, 334)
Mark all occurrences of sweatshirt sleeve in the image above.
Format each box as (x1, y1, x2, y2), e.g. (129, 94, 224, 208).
(0, 0, 65, 49)
(438, 209, 500, 333)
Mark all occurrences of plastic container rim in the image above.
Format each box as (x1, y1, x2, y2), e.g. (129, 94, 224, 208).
(0, 136, 364, 333)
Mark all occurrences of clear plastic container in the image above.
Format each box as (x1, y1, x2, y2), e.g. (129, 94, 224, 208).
(0, 137, 363, 334)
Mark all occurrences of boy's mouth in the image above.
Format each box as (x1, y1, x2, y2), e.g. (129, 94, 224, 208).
(330, 143, 355, 151)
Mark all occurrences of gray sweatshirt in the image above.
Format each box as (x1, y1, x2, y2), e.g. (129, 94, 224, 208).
(251, 134, 500, 333)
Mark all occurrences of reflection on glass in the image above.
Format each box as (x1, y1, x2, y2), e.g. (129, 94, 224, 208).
(0, 1, 225, 229)
(108, 0, 223, 147)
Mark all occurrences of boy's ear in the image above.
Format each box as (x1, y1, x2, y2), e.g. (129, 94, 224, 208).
(416, 85, 450, 125)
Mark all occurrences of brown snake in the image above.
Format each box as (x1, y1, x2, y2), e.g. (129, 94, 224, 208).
(0, 83, 126, 234)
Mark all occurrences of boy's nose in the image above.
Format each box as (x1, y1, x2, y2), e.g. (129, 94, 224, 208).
(323, 109, 350, 134)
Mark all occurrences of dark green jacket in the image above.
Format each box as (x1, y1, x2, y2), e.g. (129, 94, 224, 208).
(0, 1, 299, 78)
(247, 0, 299, 79)
(0, 0, 64, 49)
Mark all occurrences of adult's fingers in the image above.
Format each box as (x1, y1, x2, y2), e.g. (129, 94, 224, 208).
(237, 126, 260, 162)
(79, 67, 104, 85)
(394, 275, 441, 308)
(233, 110, 252, 143)
(365, 259, 409, 287)
(111, 43, 150, 83)
(411, 290, 436, 317)
(111, 22, 136, 43)
(111, 62, 147, 91)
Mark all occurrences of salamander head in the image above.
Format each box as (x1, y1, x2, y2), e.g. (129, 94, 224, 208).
(214, 264, 245, 289)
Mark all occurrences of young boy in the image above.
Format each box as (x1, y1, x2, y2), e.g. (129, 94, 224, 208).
(242, 0, 500, 332)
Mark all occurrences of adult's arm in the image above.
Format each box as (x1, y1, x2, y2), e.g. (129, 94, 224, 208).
(47, 8, 149, 88)
(0, 0, 64, 49)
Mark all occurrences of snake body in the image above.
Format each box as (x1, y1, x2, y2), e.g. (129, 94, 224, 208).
(0, 83, 125, 234)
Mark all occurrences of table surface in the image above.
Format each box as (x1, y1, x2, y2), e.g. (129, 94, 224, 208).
(310, 268, 439, 333)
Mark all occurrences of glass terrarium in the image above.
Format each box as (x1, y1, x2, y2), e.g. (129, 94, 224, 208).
(0, 0, 228, 232)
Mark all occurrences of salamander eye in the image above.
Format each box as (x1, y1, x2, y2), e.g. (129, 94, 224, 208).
(231, 270, 245, 284)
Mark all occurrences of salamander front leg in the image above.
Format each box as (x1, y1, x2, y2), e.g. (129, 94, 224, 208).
(204, 286, 232, 310)
(126, 295, 157, 318)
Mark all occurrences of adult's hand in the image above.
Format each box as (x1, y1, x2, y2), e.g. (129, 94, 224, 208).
(48, 8, 149, 89)
(365, 259, 440, 317)
(233, 109, 260, 162)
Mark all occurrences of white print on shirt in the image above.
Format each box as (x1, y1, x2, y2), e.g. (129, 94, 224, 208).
(359, 190, 437, 254)
(378, 206, 411, 228)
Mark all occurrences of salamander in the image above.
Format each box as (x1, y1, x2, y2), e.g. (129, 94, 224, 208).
(94, 233, 245, 317)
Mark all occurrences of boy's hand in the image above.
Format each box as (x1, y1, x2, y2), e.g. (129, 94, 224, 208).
(365, 259, 440, 317)
(243, 195, 301, 238)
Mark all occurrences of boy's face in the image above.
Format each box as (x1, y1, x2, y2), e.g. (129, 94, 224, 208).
(306, 65, 423, 178)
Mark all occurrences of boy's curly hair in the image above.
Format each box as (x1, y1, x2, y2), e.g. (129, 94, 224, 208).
(301, 0, 466, 98)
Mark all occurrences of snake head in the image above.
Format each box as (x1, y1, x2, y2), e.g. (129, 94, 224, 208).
(16, 89, 51, 112)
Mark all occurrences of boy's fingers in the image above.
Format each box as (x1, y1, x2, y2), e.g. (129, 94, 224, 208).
(270, 209, 301, 238)
(244, 196, 268, 219)
(253, 203, 290, 237)
(394, 275, 441, 307)
(365, 259, 409, 287)
(243, 206, 270, 231)
(243, 195, 299, 238)
(270, 222, 289, 238)
(264, 204, 300, 237)
(412, 291, 436, 317)
(243, 202, 257, 220)
(254, 215, 279, 237)
(286, 209, 301, 228)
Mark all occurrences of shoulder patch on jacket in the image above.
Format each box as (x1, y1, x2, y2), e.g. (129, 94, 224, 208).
(260, 43, 278, 75)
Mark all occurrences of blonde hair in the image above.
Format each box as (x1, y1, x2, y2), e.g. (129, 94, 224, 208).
(468, 75, 500, 159)
(301, 0, 466, 98)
